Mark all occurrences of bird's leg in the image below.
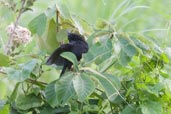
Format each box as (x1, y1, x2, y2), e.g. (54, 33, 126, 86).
(60, 64, 67, 77)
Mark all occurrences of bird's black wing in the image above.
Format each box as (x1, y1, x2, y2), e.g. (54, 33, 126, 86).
(46, 43, 73, 66)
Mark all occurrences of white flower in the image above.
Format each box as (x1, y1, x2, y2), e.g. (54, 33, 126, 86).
(6, 23, 32, 45)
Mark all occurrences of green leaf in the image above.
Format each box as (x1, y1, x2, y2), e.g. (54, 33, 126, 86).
(28, 13, 47, 36)
(45, 72, 75, 107)
(56, 1, 71, 19)
(84, 39, 112, 64)
(45, 5, 56, 19)
(56, 73, 75, 105)
(22, 59, 38, 80)
(141, 101, 162, 114)
(39, 106, 55, 114)
(73, 73, 95, 102)
(121, 106, 136, 114)
(5, 59, 38, 81)
(147, 83, 164, 97)
(118, 35, 137, 57)
(60, 52, 78, 71)
(118, 36, 130, 46)
(0, 53, 10, 67)
(16, 94, 42, 110)
(56, 29, 68, 42)
(130, 36, 150, 52)
(119, 49, 131, 66)
(124, 44, 137, 57)
(99, 56, 116, 73)
(83, 68, 118, 101)
(160, 70, 170, 79)
(0, 81, 6, 99)
(46, 19, 58, 52)
(71, 15, 84, 34)
(45, 81, 59, 107)
(104, 73, 121, 89)
(8, 82, 20, 102)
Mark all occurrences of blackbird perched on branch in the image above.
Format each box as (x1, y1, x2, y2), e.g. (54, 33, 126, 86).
(46, 33, 88, 77)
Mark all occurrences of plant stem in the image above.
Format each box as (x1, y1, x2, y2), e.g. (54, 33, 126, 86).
(5, 0, 26, 55)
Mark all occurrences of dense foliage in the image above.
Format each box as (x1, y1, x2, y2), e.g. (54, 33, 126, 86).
(0, 0, 171, 114)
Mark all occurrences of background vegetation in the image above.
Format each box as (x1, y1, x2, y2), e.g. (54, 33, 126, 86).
(0, 0, 171, 114)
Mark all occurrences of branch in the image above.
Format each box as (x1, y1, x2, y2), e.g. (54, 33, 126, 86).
(5, 0, 26, 55)
(56, 9, 60, 32)
(26, 79, 47, 88)
(0, 70, 47, 88)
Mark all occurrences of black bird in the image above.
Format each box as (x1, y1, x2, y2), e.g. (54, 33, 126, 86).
(46, 33, 88, 77)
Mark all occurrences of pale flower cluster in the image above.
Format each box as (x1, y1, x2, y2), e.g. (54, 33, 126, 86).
(6, 23, 32, 45)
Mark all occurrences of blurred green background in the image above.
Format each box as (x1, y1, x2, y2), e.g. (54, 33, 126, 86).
(1, 0, 171, 46)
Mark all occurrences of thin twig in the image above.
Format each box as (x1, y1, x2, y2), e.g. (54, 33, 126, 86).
(26, 78, 48, 85)
(5, 0, 26, 55)
(0, 70, 47, 87)
(56, 9, 60, 32)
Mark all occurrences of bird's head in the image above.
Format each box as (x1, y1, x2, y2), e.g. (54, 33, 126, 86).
(67, 32, 85, 42)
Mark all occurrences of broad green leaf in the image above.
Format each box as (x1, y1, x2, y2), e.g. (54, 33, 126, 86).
(121, 106, 136, 114)
(60, 52, 78, 70)
(56, 1, 71, 19)
(28, 13, 47, 36)
(37, 36, 49, 52)
(104, 73, 121, 89)
(5, 59, 38, 81)
(147, 83, 164, 97)
(5, 67, 20, 80)
(39, 106, 55, 114)
(53, 106, 70, 113)
(8, 83, 20, 102)
(124, 44, 137, 57)
(95, 50, 112, 65)
(71, 15, 84, 34)
(119, 49, 131, 66)
(46, 19, 58, 52)
(45, 72, 75, 107)
(45, 5, 56, 19)
(0, 53, 10, 67)
(56, 29, 68, 42)
(84, 39, 112, 64)
(94, 74, 118, 101)
(141, 101, 162, 114)
(16, 94, 42, 110)
(118, 35, 137, 57)
(87, 33, 96, 47)
(22, 59, 38, 80)
(73, 73, 95, 102)
(0, 81, 6, 99)
(82, 68, 118, 102)
(56, 72, 75, 105)
(40, 106, 70, 114)
(118, 36, 130, 46)
(45, 80, 59, 107)
(130, 36, 150, 52)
